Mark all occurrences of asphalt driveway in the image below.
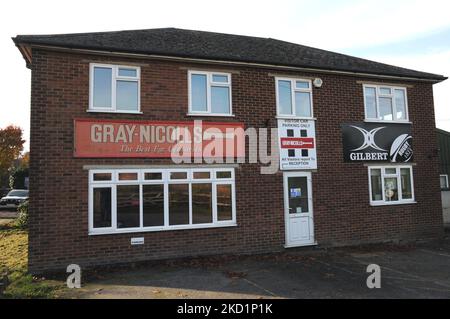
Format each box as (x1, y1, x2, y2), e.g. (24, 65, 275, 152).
(67, 236, 450, 299)
(0, 209, 17, 226)
(0, 209, 18, 218)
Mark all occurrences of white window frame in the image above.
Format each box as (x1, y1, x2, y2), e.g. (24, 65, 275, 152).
(89, 178, 115, 232)
(188, 70, 233, 116)
(89, 63, 141, 114)
(88, 168, 236, 235)
(363, 84, 409, 123)
(368, 165, 416, 206)
(276, 77, 314, 119)
(440, 174, 449, 190)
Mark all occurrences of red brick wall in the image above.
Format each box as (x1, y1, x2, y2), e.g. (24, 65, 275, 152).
(28, 49, 444, 273)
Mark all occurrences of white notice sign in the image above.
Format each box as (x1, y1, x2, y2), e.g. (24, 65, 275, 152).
(278, 119, 317, 170)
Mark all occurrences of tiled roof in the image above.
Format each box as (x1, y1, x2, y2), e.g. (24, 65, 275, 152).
(13, 28, 447, 81)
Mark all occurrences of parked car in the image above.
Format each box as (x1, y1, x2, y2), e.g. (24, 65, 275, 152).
(0, 188, 11, 198)
(0, 189, 29, 208)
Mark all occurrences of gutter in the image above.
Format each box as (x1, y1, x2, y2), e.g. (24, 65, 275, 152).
(14, 42, 448, 84)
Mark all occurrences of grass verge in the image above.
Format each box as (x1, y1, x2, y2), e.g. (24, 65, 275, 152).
(0, 222, 64, 299)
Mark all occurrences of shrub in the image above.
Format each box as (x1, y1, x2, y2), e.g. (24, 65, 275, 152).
(9, 167, 29, 190)
(16, 201, 28, 229)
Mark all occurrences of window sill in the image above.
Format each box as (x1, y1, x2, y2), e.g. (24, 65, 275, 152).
(186, 113, 235, 118)
(364, 119, 411, 124)
(370, 201, 417, 207)
(89, 222, 237, 236)
(87, 109, 143, 114)
(276, 116, 317, 121)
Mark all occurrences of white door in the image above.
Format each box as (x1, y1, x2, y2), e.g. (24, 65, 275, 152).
(284, 172, 315, 247)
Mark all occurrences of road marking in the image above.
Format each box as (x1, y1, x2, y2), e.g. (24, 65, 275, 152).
(241, 278, 279, 298)
(419, 249, 450, 258)
(350, 256, 450, 290)
(314, 258, 424, 296)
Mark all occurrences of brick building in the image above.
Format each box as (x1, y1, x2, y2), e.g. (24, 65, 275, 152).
(13, 28, 447, 273)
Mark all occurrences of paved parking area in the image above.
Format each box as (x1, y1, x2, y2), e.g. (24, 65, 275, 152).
(0, 209, 17, 226)
(67, 235, 450, 299)
(0, 209, 18, 219)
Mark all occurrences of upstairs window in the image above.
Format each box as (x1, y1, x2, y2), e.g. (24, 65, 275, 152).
(364, 85, 408, 122)
(276, 78, 313, 118)
(188, 71, 232, 116)
(89, 63, 140, 113)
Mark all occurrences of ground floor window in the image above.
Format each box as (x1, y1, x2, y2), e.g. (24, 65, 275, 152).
(89, 168, 236, 235)
(440, 174, 449, 190)
(368, 165, 415, 206)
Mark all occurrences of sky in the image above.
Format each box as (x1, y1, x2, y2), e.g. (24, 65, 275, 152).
(1, 0, 449, 151)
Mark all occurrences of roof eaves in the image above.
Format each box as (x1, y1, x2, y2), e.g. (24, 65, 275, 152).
(12, 38, 448, 83)
(12, 38, 32, 68)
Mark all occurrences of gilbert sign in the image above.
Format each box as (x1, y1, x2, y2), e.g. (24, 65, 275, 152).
(74, 119, 245, 158)
(278, 119, 317, 170)
(342, 123, 413, 162)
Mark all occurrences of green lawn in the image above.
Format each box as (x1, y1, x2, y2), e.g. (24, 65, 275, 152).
(0, 222, 64, 299)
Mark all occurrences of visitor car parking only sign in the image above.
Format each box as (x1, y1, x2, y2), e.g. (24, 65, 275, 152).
(278, 119, 317, 170)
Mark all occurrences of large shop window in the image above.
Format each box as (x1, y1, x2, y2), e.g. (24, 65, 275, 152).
(188, 71, 232, 116)
(363, 85, 408, 122)
(89, 63, 141, 113)
(89, 168, 236, 235)
(276, 78, 313, 118)
(368, 166, 415, 206)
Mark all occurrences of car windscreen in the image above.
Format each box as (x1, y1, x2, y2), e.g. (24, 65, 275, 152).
(7, 190, 29, 197)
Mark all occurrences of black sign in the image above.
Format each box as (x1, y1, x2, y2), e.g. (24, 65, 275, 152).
(342, 123, 413, 162)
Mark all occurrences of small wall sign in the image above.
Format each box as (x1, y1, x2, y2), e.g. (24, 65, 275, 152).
(131, 237, 145, 245)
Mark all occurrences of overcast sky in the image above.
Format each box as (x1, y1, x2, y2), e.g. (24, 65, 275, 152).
(2, 0, 449, 151)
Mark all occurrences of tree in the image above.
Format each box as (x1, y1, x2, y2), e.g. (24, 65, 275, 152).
(9, 166, 29, 189)
(19, 152, 29, 169)
(0, 126, 25, 187)
(9, 152, 30, 189)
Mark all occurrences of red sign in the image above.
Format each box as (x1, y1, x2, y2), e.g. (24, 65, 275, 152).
(74, 119, 245, 158)
(280, 138, 315, 149)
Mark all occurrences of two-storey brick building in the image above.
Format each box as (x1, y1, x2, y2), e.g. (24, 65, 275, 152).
(13, 28, 447, 273)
